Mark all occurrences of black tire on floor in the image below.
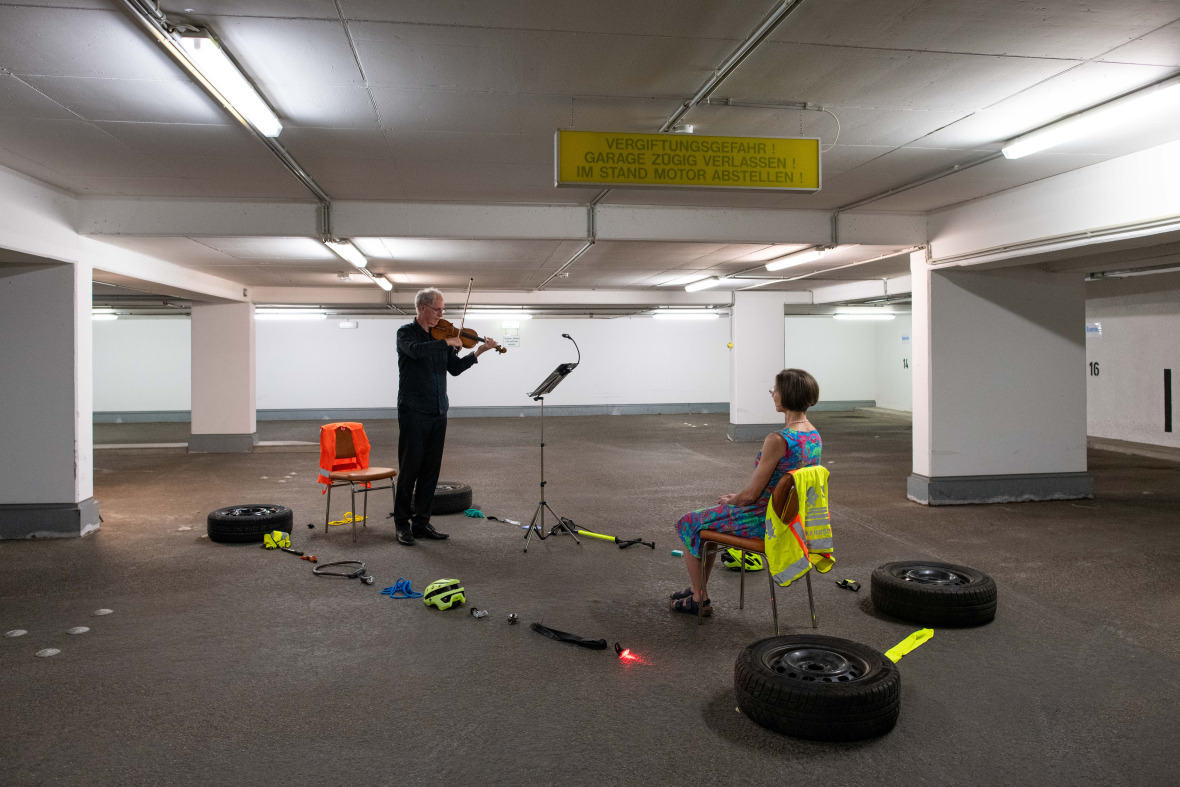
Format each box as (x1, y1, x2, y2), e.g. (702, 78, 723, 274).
(430, 482, 473, 515)
(871, 560, 997, 627)
(207, 504, 294, 544)
(734, 635, 900, 742)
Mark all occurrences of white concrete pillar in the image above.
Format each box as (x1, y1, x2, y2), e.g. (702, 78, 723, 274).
(909, 250, 1093, 504)
(728, 291, 788, 441)
(189, 302, 257, 452)
(0, 261, 98, 538)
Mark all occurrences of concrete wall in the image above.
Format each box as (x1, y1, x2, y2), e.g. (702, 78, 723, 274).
(875, 314, 913, 412)
(782, 314, 912, 412)
(784, 316, 877, 401)
(93, 315, 731, 413)
(926, 268, 1087, 477)
(93, 318, 191, 411)
(0, 262, 91, 506)
(1086, 289, 1180, 448)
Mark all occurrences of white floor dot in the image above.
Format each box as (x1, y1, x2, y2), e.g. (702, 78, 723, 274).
(93, 609, 114, 616)
(5, 629, 27, 638)
(36, 648, 61, 657)
(67, 627, 90, 635)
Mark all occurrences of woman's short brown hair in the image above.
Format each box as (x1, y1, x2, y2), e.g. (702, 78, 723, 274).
(775, 368, 820, 412)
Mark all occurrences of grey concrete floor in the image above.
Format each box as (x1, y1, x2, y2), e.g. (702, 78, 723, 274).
(4, 411, 1180, 786)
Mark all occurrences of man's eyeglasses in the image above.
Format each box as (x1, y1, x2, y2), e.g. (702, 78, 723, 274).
(422, 303, 443, 313)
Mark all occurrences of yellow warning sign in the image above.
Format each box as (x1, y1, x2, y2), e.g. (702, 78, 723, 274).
(555, 130, 820, 192)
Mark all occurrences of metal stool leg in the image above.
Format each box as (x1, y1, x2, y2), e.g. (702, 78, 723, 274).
(739, 549, 746, 609)
(698, 543, 710, 626)
(324, 484, 333, 533)
(362, 485, 369, 529)
(350, 484, 357, 542)
(805, 569, 817, 628)
(767, 564, 780, 635)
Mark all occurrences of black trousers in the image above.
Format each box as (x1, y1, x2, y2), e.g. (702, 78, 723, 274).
(394, 409, 448, 530)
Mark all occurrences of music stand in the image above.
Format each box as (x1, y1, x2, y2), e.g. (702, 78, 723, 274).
(523, 359, 579, 552)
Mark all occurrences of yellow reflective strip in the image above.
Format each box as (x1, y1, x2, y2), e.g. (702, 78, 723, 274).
(884, 628, 934, 663)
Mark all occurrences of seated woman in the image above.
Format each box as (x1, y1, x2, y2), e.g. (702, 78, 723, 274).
(671, 368, 822, 615)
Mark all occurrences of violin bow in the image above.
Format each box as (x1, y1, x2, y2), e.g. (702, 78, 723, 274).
(459, 277, 474, 334)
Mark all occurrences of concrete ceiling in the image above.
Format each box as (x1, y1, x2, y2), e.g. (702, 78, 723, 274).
(1, 0, 1178, 294)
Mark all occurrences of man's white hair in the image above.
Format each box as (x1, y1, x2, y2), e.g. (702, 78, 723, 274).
(415, 287, 443, 310)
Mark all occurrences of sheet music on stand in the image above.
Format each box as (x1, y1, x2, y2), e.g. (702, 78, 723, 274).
(528, 361, 578, 400)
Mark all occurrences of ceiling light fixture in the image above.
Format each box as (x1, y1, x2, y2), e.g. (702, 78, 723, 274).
(256, 306, 325, 320)
(765, 247, 825, 272)
(685, 277, 727, 292)
(1002, 76, 1180, 159)
(324, 239, 368, 270)
(832, 313, 895, 321)
(256, 311, 327, 321)
(464, 312, 533, 320)
(176, 34, 283, 138)
(92, 312, 119, 321)
(653, 311, 719, 320)
(1087, 262, 1180, 280)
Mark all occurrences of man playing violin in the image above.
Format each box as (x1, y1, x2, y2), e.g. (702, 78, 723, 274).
(393, 287, 501, 545)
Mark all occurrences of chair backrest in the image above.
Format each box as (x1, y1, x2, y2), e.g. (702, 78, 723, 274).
(335, 425, 357, 460)
(771, 472, 799, 523)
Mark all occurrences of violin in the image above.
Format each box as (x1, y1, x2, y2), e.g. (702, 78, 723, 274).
(430, 318, 507, 354)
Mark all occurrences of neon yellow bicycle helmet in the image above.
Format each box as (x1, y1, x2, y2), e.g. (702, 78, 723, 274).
(722, 548, 764, 572)
(423, 578, 466, 610)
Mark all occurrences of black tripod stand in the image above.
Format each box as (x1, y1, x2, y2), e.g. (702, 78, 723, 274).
(523, 335, 580, 553)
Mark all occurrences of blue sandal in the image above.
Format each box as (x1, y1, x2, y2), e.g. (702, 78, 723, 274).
(670, 586, 693, 600)
(670, 596, 712, 616)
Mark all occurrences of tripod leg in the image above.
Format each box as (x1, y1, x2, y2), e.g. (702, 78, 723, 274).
(524, 502, 545, 552)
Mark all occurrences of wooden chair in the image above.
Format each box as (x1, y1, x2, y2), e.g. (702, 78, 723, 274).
(321, 424, 396, 542)
(698, 472, 817, 634)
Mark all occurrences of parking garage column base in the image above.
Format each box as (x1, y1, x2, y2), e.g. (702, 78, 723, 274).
(907, 472, 1094, 505)
(0, 498, 101, 539)
(188, 432, 259, 453)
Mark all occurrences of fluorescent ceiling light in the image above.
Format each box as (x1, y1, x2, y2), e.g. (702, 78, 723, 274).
(464, 312, 533, 320)
(176, 35, 282, 138)
(374, 275, 393, 292)
(653, 311, 719, 320)
(765, 248, 825, 272)
(661, 273, 714, 287)
(685, 277, 725, 292)
(1002, 78, 1180, 159)
(92, 313, 118, 321)
(256, 313, 327, 321)
(833, 313, 895, 321)
(256, 309, 327, 321)
(324, 239, 368, 270)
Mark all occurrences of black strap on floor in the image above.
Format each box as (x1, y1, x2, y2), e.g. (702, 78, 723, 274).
(530, 622, 607, 650)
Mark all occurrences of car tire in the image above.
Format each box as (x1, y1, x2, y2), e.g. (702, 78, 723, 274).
(734, 635, 900, 742)
(207, 504, 294, 544)
(871, 560, 997, 627)
(430, 482, 473, 515)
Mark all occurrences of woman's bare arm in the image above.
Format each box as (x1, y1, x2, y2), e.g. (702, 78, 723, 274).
(719, 432, 787, 506)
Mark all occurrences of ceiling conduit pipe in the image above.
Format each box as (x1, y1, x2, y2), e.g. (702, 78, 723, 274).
(828, 152, 1002, 247)
(659, 0, 808, 133)
(733, 246, 925, 290)
(116, 0, 334, 239)
(534, 189, 611, 291)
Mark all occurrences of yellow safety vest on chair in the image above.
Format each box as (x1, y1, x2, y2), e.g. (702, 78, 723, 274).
(765, 466, 835, 587)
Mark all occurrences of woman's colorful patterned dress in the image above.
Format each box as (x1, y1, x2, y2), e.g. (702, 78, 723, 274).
(676, 428, 822, 557)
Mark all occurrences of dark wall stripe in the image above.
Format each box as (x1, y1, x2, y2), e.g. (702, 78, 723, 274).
(1166, 369, 1173, 433)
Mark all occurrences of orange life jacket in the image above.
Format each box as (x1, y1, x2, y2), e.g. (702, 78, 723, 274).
(317, 422, 372, 489)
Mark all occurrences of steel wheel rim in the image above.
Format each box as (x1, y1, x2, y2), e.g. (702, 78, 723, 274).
(225, 505, 282, 518)
(762, 644, 869, 683)
(893, 565, 969, 585)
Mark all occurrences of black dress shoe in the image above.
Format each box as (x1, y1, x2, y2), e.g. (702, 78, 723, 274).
(411, 523, 449, 540)
(396, 528, 416, 545)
